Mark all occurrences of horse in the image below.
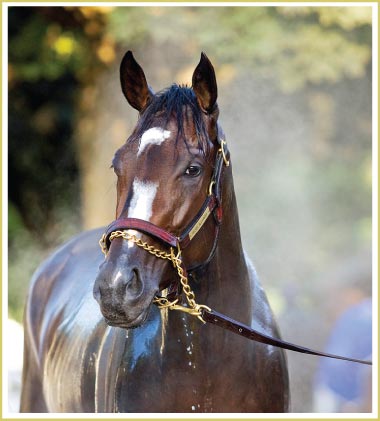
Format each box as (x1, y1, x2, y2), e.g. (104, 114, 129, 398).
(20, 51, 290, 413)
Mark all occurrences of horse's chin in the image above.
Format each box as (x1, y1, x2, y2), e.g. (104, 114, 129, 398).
(101, 300, 154, 329)
(103, 307, 151, 329)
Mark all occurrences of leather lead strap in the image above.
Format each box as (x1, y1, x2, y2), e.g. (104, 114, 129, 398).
(201, 308, 372, 366)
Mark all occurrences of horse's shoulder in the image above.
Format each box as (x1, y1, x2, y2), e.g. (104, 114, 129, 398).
(29, 228, 104, 287)
(24, 228, 105, 343)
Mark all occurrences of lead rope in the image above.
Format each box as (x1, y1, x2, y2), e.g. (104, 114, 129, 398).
(99, 231, 211, 323)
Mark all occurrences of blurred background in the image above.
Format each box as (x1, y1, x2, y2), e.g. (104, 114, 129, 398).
(7, 5, 373, 413)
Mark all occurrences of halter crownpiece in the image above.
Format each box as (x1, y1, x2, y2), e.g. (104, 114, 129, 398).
(99, 135, 371, 366)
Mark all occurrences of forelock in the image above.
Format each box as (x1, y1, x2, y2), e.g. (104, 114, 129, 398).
(130, 85, 212, 157)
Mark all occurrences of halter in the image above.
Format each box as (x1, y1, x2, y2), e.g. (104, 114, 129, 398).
(99, 134, 229, 322)
(99, 134, 372, 366)
(101, 136, 228, 249)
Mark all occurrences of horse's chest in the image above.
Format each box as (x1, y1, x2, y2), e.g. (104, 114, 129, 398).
(114, 326, 260, 413)
(43, 310, 285, 413)
(114, 350, 239, 413)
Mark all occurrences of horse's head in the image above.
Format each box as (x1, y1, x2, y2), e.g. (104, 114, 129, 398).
(94, 51, 226, 328)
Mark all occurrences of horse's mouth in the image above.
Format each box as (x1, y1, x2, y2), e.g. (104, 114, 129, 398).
(102, 301, 153, 329)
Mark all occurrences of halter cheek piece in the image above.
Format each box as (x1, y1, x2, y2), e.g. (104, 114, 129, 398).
(99, 136, 371, 366)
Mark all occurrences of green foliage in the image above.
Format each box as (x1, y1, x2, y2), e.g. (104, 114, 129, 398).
(10, 12, 77, 82)
(8, 203, 38, 322)
(107, 6, 372, 92)
(9, 6, 372, 90)
(107, 7, 150, 45)
(8, 8, 84, 321)
(279, 6, 372, 30)
(8, 7, 111, 86)
(8, 203, 25, 240)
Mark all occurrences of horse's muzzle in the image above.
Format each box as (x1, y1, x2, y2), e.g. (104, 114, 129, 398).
(93, 260, 159, 328)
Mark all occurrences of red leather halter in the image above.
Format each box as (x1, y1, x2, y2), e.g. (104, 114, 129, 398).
(102, 134, 229, 269)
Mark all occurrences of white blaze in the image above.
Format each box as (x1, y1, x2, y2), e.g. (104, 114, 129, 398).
(129, 178, 158, 220)
(138, 127, 171, 156)
(127, 178, 158, 248)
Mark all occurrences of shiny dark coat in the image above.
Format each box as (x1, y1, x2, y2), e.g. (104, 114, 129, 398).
(20, 52, 289, 413)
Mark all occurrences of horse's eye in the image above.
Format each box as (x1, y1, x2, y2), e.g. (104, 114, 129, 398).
(185, 165, 202, 177)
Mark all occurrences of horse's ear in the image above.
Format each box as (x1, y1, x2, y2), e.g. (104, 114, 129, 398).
(192, 52, 218, 114)
(120, 51, 153, 112)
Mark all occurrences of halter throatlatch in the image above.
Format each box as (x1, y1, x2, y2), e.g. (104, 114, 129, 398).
(99, 134, 229, 323)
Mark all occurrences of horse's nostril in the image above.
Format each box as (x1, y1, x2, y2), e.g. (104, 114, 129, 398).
(125, 268, 142, 296)
(93, 268, 144, 303)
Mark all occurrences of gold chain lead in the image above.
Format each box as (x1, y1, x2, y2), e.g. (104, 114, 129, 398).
(99, 231, 210, 323)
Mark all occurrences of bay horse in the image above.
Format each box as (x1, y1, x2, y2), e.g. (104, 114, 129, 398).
(20, 51, 290, 413)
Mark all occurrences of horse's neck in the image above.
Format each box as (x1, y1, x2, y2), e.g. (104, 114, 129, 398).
(194, 179, 252, 325)
(158, 179, 252, 368)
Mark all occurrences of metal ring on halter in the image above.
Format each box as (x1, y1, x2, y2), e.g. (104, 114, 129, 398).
(208, 180, 215, 196)
(219, 139, 230, 167)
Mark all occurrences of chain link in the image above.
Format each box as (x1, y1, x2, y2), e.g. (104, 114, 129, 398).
(99, 230, 210, 323)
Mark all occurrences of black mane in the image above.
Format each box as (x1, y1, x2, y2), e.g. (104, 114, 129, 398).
(132, 84, 211, 156)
